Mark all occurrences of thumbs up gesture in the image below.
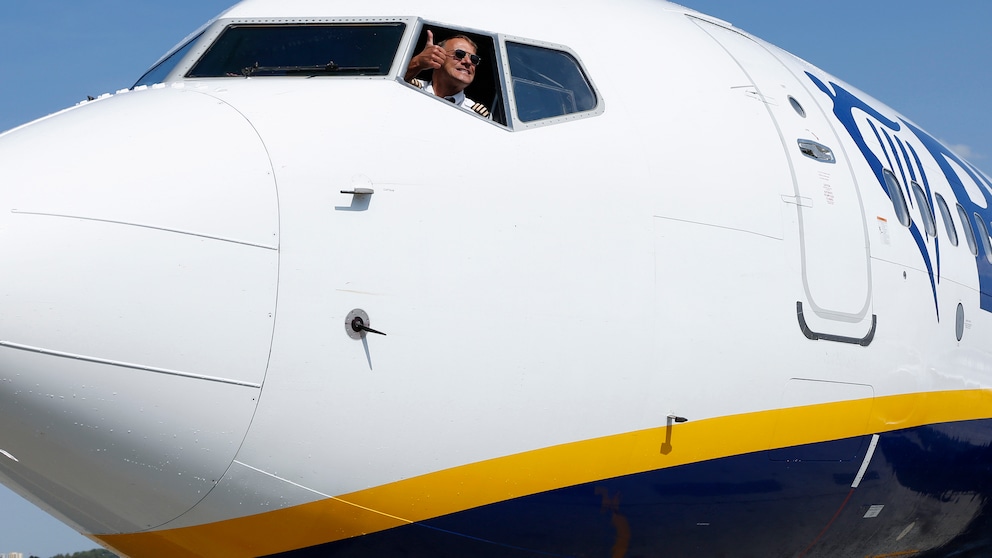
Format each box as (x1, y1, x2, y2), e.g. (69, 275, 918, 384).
(405, 30, 447, 81)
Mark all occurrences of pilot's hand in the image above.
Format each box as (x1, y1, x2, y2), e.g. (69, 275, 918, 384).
(407, 30, 446, 78)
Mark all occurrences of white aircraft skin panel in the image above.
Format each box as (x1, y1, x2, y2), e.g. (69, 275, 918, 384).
(866, 257, 992, 396)
(157, 460, 331, 530)
(0, 217, 277, 386)
(713, 26, 872, 321)
(0, 74, 279, 535)
(220, 0, 643, 43)
(0, 87, 279, 250)
(3, 0, 992, 556)
(640, 18, 789, 242)
(0, 348, 261, 533)
(690, 21, 875, 337)
(650, 220, 813, 412)
(0, 83, 280, 388)
(226, 79, 660, 497)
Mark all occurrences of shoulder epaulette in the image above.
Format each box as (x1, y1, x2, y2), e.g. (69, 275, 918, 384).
(410, 78, 424, 88)
(471, 102, 491, 118)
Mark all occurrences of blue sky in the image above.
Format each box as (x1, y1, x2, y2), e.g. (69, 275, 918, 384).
(687, 0, 992, 167)
(0, 0, 989, 556)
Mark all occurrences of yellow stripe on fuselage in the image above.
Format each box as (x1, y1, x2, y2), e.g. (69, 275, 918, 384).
(99, 389, 992, 558)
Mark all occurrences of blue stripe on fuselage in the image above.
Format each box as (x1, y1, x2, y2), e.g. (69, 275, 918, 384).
(268, 419, 992, 558)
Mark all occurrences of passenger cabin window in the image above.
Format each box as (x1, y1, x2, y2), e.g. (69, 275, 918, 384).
(910, 181, 936, 238)
(882, 170, 911, 227)
(506, 42, 597, 123)
(187, 24, 405, 77)
(934, 193, 958, 247)
(974, 214, 992, 263)
(958, 203, 979, 256)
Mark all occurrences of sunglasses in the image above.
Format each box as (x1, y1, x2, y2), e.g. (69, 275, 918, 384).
(451, 49, 482, 66)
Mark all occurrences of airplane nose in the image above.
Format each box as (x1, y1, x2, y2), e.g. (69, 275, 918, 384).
(0, 85, 278, 534)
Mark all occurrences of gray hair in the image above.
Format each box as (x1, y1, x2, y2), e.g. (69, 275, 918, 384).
(438, 35, 478, 51)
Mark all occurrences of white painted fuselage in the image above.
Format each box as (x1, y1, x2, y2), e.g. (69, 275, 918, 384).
(1, 1, 991, 557)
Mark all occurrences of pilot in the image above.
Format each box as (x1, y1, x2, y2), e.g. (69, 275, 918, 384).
(405, 31, 491, 119)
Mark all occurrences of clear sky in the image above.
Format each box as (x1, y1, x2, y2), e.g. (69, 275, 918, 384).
(0, 1, 989, 556)
(685, 0, 992, 169)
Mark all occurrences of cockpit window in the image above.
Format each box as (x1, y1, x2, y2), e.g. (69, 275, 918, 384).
(402, 23, 600, 129)
(134, 33, 203, 87)
(506, 42, 597, 122)
(407, 26, 504, 123)
(187, 24, 405, 77)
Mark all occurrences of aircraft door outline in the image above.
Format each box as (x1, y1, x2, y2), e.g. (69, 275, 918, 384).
(692, 19, 876, 345)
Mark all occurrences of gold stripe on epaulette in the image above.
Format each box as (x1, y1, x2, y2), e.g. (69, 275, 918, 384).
(472, 103, 491, 117)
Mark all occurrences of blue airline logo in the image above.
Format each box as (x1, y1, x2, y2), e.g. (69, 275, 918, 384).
(807, 73, 992, 316)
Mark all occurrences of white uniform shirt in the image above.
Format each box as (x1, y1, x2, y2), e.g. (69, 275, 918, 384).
(410, 79, 491, 119)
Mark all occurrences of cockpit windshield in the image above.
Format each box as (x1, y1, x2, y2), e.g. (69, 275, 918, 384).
(186, 23, 406, 78)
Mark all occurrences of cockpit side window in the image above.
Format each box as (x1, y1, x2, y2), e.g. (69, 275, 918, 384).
(402, 26, 602, 129)
(406, 26, 506, 125)
(186, 24, 405, 77)
(506, 42, 597, 123)
(134, 33, 204, 88)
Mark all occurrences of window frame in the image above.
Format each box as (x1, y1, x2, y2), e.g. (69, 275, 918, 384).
(139, 17, 420, 86)
(402, 22, 510, 126)
(882, 170, 912, 227)
(934, 193, 958, 247)
(910, 181, 937, 238)
(958, 203, 979, 256)
(137, 17, 604, 132)
(974, 213, 992, 263)
(134, 32, 205, 88)
(497, 34, 604, 130)
(186, 22, 408, 79)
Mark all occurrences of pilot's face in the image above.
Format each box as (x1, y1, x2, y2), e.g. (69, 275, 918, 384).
(441, 38, 477, 89)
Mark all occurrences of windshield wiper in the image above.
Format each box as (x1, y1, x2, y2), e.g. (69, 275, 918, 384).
(241, 61, 380, 76)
